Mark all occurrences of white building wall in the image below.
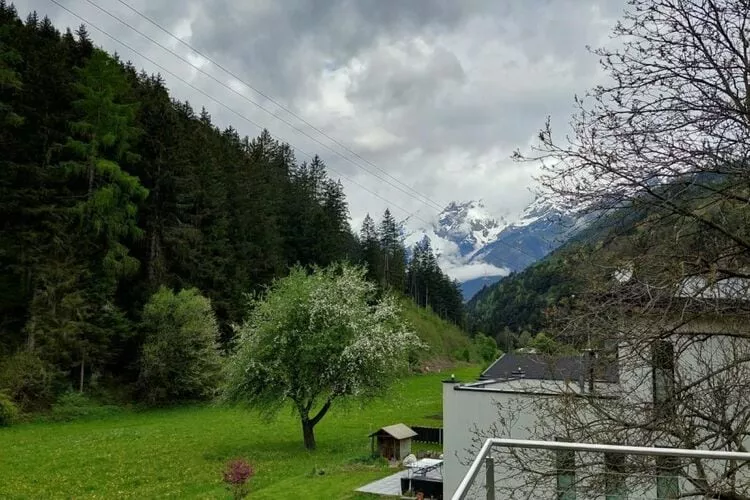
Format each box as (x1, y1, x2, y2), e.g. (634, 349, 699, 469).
(442, 381, 554, 498)
(443, 380, 662, 499)
(444, 334, 750, 499)
(617, 334, 750, 494)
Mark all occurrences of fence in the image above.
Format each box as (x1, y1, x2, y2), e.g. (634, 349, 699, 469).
(411, 425, 443, 445)
(452, 438, 750, 500)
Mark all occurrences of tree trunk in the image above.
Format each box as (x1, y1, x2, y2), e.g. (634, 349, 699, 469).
(297, 398, 332, 450)
(302, 419, 316, 450)
(79, 355, 85, 393)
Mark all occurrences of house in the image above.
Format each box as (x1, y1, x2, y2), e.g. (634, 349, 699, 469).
(442, 351, 620, 498)
(370, 423, 418, 460)
(444, 309, 750, 497)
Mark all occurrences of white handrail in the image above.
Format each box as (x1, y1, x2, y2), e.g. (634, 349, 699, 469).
(451, 438, 750, 500)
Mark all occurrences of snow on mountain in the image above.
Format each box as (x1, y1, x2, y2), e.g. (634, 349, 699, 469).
(404, 200, 508, 259)
(513, 194, 561, 227)
(403, 196, 584, 300)
(435, 200, 507, 258)
(403, 200, 513, 284)
(469, 199, 578, 272)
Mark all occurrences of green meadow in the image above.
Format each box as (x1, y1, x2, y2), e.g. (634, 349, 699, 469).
(0, 366, 479, 499)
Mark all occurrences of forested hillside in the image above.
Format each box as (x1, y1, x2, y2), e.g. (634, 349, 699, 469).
(466, 178, 741, 351)
(465, 207, 647, 350)
(466, 252, 581, 350)
(0, 5, 464, 409)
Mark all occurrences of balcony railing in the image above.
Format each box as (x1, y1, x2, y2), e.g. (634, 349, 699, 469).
(452, 438, 750, 500)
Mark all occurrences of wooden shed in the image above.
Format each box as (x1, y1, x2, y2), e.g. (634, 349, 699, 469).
(369, 423, 417, 460)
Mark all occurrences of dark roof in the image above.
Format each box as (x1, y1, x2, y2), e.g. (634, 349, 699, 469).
(480, 352, 619, 383)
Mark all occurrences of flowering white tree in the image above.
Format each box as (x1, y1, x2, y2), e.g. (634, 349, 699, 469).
(222, 263, 425, 450)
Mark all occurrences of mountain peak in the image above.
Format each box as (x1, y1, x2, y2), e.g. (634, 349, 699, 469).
(434, 199, 506, 257)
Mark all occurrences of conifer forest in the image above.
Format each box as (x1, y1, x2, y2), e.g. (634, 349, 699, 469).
(0, 4, 464, 409)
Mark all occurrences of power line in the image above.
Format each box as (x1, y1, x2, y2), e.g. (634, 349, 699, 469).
(79, 0, 446, 214)
(114, 0, 446, 213)
(51, 0, 557, 264)
(48, 0, 430, 225)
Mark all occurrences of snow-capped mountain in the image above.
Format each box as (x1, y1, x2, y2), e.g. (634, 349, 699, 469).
(404, 200, 509, 260)
(434, 201, 508, 258)
(404, 197, 583, 300)
(469, 198, 578, 269)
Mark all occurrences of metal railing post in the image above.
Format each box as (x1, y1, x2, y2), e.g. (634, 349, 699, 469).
(485, 455, 495, 500)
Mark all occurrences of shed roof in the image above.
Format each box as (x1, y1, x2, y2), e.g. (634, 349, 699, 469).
(369, 423, 417, 440)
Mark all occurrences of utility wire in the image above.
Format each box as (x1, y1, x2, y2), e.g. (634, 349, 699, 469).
(80, 0, 446, 214)
(53, 0, 554, 263)
(114, 0, 446, 213)
(49, 0, 430, 224)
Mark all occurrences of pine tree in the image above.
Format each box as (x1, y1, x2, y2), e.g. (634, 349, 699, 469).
(48, 49, 147, 390)
(360, 214, 382, 283)
(378, 209, 406, 291)
(406, 236, 463, 324)
(322, 179, 352, 262)
(0, 23, 23, 132)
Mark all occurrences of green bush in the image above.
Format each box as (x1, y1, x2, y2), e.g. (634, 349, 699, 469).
(0, 351, 56, 411)
(517, 330, 532, 348)
(0, 392, 19, 426)
(138, 287, 223, 405)
(457, 347, 471, 362)
(48, 391, 121, 422)
(471, 333, 500, 363)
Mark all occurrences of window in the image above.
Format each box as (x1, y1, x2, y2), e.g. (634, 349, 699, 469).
(556, 438, 576, 500)
(652, 340, 675, 419)
(656, 456, 680, 499)
(604, 453, 626, 500)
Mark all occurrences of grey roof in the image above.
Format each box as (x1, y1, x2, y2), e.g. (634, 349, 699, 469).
(369, 423, 418, 440)
(480, 352, 619, 383)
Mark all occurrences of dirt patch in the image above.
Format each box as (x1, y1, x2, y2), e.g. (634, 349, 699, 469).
(418, 357, 455, 373)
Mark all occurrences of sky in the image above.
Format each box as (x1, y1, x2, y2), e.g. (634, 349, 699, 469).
(14, 0, 625, 231)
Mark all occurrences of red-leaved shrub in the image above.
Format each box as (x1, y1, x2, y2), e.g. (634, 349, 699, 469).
(222, 458, 254, 499)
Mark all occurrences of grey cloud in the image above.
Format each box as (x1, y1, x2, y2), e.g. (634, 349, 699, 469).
(11, 0, 627, 225)
(347, 42, 466, 112)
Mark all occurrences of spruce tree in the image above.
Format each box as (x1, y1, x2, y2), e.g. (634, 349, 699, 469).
(360, 214, 382, 283)
(378, 209, 406, 291)
(52, 49, 147, 390)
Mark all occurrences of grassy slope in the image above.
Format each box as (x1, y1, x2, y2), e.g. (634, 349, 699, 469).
(398, 295, 471, 361)
(0, 366, 480, 499)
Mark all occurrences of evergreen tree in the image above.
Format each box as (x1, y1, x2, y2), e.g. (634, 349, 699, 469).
(406, 236, 464, 325)
(359, 214, 381, 283)
(378, 209, 406, 291)
(321, 179, 355, 263)
(61, 49, 145, 388)
(0, 22, 22, 132)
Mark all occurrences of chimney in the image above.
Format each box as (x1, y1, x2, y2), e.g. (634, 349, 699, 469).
(583, 348, 596, 394)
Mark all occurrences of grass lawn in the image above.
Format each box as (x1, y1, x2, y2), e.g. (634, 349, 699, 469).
(0, 365, 480, 499)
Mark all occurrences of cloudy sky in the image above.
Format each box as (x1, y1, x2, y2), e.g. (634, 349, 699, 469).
(15, 0, 625, 230)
